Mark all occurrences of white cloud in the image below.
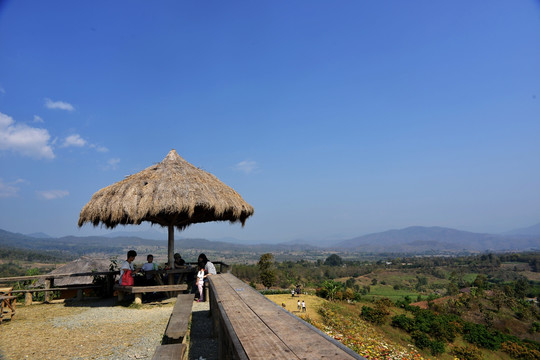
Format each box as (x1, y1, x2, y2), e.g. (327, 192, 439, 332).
(234, 160, 258, 174)
(36, 189, 69, 200)
(106, 157, 120, 170)
(0, 112, 55, 159)
(90, 144, 109, 152)
(44, 98, 75, 111)
(0, 178, 19, 198)
(63, 134, 87, 147)
(33, 115, 44, 123)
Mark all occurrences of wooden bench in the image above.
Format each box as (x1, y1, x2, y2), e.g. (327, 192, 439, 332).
(0, 295, 16, 323)
(151, 343, 186, 360)
(163, 293, 194, 343)
(152, 294, 193, 359)
(113, 284, 188, 304)
(209, 273, 366, 360)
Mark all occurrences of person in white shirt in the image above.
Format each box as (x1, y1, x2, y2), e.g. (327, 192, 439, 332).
(196, 253, 216, 302)
(198, 253, 216, 275)
(141, 254, 158, 285)
(196, 263, 206, 302)
(119, 250, 139, 285)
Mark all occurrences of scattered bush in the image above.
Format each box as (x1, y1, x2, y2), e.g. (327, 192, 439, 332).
(391, 314, 414, 332)
(411, 330, 431, 350)
(501, 341, 540, 360)
(429, 340, 445, 356)
(451, 345, 483, 360)
(462, 322, 506, 350)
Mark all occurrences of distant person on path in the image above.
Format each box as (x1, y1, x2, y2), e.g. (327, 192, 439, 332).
(302, 300, 306, 312)
(141, 254, 158, 286)
(297, 299, 301, 311)
(196, 262, 206, 302)
(291, 288, 295, 297)
(119, 250, 139, 285)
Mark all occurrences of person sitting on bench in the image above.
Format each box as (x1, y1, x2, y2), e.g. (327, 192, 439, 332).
(119, 250, 140, 286)
(141, 254, 158, 286)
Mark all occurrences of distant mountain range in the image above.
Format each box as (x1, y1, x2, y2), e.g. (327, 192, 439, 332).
(1, 223, 539, 257)
(334, 226, 539, 253)
(504, 222, 540, 236)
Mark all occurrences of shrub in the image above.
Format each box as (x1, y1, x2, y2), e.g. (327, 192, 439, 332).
(361, 305, 388, 325)
(411, 330, 431, 350)
(501, 341, 540, 360)
(451, 345, 483, 360)
(462, 322, 505, 350)
(391, 314, 415, 332)
(430, 340, 445, 356)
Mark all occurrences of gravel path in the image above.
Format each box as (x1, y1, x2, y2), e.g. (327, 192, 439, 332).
(0, 297, 217, 360)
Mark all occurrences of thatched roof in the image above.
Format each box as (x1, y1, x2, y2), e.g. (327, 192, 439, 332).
(78, 149, 254, 230)
(41, 257, 112, 286)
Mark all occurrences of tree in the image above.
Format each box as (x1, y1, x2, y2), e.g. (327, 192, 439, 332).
(321, 280, 342, 300)
(513, 276, 530, 299)
(258, 253, 276, 288)
(324, 254, 343, 266)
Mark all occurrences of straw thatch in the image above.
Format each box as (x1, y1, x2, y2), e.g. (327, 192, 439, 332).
(40, 257, 112, 286)
(78, 149, 254, 268)
(78, 149, 254, 230)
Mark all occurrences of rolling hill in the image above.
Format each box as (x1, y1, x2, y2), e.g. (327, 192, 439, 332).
(334, 226, 539, 253)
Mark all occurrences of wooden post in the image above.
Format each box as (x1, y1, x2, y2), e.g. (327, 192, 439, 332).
(106, 273, 113, 297)
(76, 289, 83, 301)
(25, 292, 32, 306)
(44, 279, 51, 302)
(168, 224, 174, 286)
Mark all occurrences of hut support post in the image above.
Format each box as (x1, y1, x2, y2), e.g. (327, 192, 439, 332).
(168, 224, 174, 286)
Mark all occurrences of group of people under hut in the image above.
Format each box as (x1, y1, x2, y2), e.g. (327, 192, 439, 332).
(118, 250, 216, 302)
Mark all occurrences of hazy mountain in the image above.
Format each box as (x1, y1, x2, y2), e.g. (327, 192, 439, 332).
(0, 228, 321, 258)
(335, 226, 539, 253)
(102, 229, 166, 240)
(505, 222, 540, 236)
(2, 225, 539, 257)
(26, 232, 52, 238)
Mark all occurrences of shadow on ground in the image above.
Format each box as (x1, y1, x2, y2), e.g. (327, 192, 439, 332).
(188, 306, 218, 360)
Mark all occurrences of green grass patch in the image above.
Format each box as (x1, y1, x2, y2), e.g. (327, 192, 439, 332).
(364, 285, 420, 301)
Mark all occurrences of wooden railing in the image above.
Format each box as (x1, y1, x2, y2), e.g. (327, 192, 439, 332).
(0, 260, 229, 305)
(186, 261, 229, 273)
(208, 273, 366, 360)
(0, 271, 118, 304)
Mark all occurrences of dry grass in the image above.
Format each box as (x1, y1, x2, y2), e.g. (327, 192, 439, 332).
(265, 293, 327, 323)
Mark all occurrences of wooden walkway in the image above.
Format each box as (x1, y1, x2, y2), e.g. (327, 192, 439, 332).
(208, 273, 365, 360)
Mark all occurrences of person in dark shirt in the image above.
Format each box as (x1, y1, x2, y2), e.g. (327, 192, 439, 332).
(173, 253, 186, 268)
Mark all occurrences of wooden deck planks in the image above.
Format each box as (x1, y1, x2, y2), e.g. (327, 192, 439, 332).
(211, 274, 299, 359)
(214, 274, 363, 360)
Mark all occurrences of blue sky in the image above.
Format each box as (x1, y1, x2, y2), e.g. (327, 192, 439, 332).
(0, 1, 539, 244)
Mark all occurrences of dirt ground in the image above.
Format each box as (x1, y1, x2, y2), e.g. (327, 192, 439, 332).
(0, 298, 175, 360)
